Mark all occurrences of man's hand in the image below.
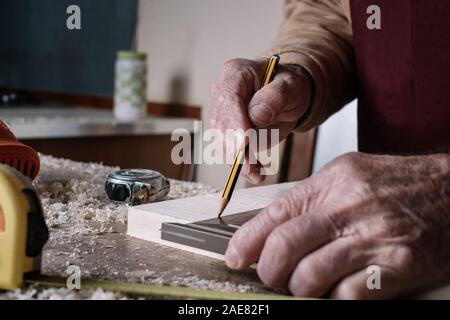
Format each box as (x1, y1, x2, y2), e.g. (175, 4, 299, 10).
(209, 58, 311, 184)
(225, 152, 450, 299)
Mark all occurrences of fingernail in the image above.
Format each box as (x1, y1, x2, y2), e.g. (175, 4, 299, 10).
(249, 104, 272, 126)
(225, 245, 241, 269)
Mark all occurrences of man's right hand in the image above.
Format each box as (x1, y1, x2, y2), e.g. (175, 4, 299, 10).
(209, 58, 312, 184)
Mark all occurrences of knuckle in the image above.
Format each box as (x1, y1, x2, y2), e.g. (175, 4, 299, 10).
(256, 262, 277, 288)
(334, 281, 365, 300)
(325, 152, 371, 195)
(277, 197, 297, 218)
(216, 90, 240, 110)
(288, 260, 322, 297)
(290, 183, 315, 214)
(334, 152, 360, 171)
(265, 227, 294, 256)
(266, 199, 290, 222)
(241, 163, 251, 176)
(223, 59, 254, 82)
(223, 58, 245, 71)
(288, 280, 303, 297)
(231, 226, 252, 247)
(387, 246, 414, 271)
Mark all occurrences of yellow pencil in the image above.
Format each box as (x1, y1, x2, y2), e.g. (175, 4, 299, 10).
(218, 54, 280, 218)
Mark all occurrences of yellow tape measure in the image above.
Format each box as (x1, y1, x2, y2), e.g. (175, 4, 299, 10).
(0, 164, 48, 290)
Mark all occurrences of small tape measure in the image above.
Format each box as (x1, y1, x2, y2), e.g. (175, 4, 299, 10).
(105, 169, 170, 206)
(0, 164, 48, 290)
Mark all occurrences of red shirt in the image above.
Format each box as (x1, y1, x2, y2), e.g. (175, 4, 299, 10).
(350, 0, 450, 154)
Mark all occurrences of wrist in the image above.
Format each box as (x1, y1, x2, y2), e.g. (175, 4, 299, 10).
(285, 64, 315, 128)
(275, 51, 322, 131)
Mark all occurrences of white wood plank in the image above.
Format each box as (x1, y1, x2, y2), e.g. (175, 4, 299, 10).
(127, 182, 297, 259)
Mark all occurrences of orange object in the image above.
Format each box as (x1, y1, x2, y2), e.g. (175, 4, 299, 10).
(0, 120, 40, 180)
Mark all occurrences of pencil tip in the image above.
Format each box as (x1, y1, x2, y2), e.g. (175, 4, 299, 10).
(218, 199, 227, 218)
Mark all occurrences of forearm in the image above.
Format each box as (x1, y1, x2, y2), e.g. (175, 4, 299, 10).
(269, 0, 356, 131)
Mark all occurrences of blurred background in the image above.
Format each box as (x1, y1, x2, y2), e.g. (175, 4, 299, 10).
(0, 0, 357, 188)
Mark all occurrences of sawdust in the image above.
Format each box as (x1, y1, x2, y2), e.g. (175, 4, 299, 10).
(5, 287, 130, 300)
(33, 154, 217, 239)
(124, 271, 254, 293)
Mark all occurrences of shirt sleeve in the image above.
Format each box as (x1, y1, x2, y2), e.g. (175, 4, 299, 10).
(269, 0, 356, 131)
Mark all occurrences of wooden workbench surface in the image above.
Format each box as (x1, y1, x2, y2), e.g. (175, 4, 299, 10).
(1, 155, 276, 300)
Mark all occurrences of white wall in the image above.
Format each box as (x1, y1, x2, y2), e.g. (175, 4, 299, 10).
(313, 100, 358, 173)
(137, 0, 357, 187)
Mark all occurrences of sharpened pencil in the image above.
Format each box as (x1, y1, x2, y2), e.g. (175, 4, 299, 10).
(218, 54, 280, 218)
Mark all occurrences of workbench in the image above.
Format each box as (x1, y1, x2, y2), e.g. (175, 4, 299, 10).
(0, 155, 274, 300)
(2, 155, 449, 300)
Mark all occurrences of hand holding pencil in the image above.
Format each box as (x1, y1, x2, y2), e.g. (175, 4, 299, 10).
(209, 55, 314, 217)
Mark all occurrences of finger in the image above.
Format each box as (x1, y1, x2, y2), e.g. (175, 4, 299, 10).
(210, 89, 251, 133)
(256, 209, 338, 289)
(287, 237, 370, 297)
(216, 59, 260, 98)
(263, 122, 297, 142)
(209, 60, 261, 158)
(241, 161, 264, 185)
(209, 103, 249, 166)
(330, 266, 405, 299)
(248, 71, 310, 128)
(225, 179, 319, 270)
(225, 200, 291, 270)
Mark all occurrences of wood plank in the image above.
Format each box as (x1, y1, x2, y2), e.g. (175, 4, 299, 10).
(127, 182, 297, 259)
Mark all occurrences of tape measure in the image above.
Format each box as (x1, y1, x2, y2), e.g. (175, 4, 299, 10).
(0, 164, 48, 290)
(105, 169, 170, 206)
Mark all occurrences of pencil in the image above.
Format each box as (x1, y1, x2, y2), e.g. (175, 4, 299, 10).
(218, 54, 280, 218)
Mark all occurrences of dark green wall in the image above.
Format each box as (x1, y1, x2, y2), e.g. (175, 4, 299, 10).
(0, 0, 138, 97)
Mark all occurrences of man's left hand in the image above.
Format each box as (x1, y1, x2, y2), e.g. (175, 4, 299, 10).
(225, 152, 450, 298)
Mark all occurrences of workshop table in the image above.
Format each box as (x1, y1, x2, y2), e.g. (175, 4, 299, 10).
(2, 155, 449, 300)
(0, 155, 275, 300)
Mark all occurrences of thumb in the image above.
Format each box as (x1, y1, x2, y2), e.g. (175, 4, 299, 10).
(248, 78, 287, 127)
(248, 70, 309, 128)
